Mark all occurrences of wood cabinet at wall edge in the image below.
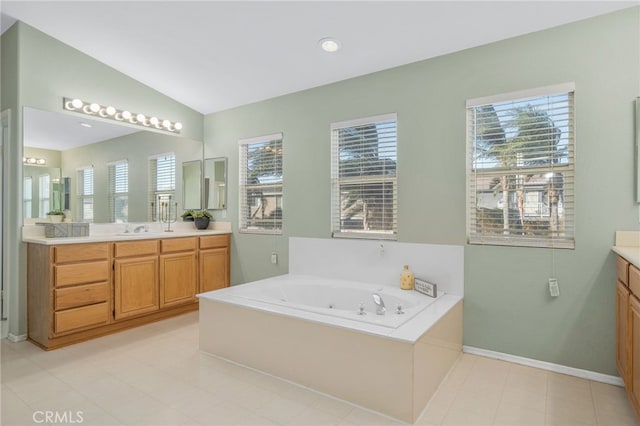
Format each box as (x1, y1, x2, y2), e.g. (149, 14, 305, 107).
(27, 234, 230, 350)
(615, 256, 640, 420)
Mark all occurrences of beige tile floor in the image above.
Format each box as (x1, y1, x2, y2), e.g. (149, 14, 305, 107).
(1, 312, 638, 426)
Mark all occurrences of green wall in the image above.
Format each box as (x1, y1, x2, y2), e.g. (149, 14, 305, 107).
(61, 131, 202, 223)
(1, 22, 204, 337)
(204, 8, 640, 375)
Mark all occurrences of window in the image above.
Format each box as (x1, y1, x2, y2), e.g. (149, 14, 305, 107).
(467, 83, 575, 248)
(108, 160, 128, 223)
(24, 176, 33, 219)
(77, 166, 94, 222)
(38, 174, 50, 218)
(149, 153, 176, 221)
(239, 133, 283, 234)
(331, 113, 397, 240)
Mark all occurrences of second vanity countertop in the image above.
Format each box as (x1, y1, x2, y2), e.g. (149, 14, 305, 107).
(23, 221, 231, 245)
(613, 230, 640, 269)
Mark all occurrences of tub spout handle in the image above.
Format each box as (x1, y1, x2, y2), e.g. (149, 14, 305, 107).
(372, 293, 386, 315)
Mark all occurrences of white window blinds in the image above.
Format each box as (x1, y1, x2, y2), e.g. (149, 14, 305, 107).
(467, 83, 575, 248)
(77, 166, 94, 222)
(38, 174, 50, 218)
(331, 113, 397, 240)
(108, 160, 129, 223)
(149, 153, 176, 221)
(239, 133, 283, 234)
(24, 176, 33, 219)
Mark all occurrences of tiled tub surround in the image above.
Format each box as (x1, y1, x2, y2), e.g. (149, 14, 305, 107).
(200, 237, 464, 423)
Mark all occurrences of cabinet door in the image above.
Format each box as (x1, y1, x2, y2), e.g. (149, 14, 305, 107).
(199, 247, 229, 293)
(631, 295, 640, 411)
(160, 252, 197, 308)
(114, 256, 159, 320)
(617, 280, 631, 388)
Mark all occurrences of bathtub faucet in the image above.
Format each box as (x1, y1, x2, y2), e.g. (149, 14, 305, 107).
(372, 293, 386, 315)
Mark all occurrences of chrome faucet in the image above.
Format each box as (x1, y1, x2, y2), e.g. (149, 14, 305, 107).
(372, 293, 386, 315)
(133, 225, 147, 233)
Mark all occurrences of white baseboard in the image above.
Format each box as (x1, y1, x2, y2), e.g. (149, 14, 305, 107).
(463, 345, 624, 387)
(7, 333, 27, 343)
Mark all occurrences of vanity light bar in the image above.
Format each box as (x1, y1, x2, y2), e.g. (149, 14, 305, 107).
(23, 157, 46, 165)
(62, 98, 183, 133)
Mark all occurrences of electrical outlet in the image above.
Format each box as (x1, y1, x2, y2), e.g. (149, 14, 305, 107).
(548, 278, 560, 297)
(271, 252, 278, 264)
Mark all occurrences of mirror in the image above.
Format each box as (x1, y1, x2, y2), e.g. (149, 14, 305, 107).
(22, 165, 64, 218)
(23, 107, 203, 223)
(182, 160, 202, 210)
(204, 157, 227, 210)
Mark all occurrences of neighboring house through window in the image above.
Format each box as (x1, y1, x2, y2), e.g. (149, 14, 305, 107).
(467, 83, 575, 248)
(77, 166, 94, 222)
(239, 133, 283, 234)
(331, 113, 398, 240)
(108, 160, 129, 223)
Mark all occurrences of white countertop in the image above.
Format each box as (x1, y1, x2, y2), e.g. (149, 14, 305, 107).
(23, 221, 231, 245)
(613, 230, 640, 268)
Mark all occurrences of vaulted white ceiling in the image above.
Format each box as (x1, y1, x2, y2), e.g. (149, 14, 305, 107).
(2, 1, 637, 115)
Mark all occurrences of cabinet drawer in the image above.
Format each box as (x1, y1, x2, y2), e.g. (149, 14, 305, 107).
(55, 243, 109, 263)
(199, 234, 230, 250)
(54, 302, 109, 334)
(114, 240, 159, 258)
(618, 257, 630, 286)
(161, 237, 197, 253)
(55, 261, 109, 287)
(630, 264, 640, 297)
(55, 282, 108, 310)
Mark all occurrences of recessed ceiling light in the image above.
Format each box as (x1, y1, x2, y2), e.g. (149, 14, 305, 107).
(319, 37, 341, 53)
(80, 122, 92, 128)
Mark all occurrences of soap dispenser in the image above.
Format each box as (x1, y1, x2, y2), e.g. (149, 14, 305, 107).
(400, 265, 414, 290)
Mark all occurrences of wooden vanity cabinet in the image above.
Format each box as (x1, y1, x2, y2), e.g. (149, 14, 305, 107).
(160, 237, 197, 308)
(199, 234, 230, 293)
(28, 242, 110, 347)
(616, 256, 640, 419)
(28, 234, 230, 350)
(113, 240, 159, 320)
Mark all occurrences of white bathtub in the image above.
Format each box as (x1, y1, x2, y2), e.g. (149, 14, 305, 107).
(221, 274, 442, 330)
(199, 274, 463, 422)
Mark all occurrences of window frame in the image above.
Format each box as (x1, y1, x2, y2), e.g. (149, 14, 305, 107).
(466, 82, 576, 249)
(148, 152, 176, 222)
(108, 159, 129, 223)
(238, 133, 284, 235)
(330, 113, 398, 240)
(77, 166, 94, 223)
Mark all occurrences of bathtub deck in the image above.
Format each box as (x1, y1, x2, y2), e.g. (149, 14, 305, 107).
(199, 297, 462, 423)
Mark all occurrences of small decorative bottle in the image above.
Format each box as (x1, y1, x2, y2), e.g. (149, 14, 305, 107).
(400, 265, 414, 290)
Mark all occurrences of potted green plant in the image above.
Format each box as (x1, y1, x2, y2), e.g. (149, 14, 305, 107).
(191, 210, 213, 230)
(46, 210, 65, 223)
(181, 210, 195, 221)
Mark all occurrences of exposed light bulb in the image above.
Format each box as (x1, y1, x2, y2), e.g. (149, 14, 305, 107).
(71, 98, 83, 109)
(121, 110, 132, 120)
(136, 113, 147, 125)
(105, 106, 116, 116)
(149, 116, 159, 126)
(162, 119, 171, 129)
(174, 122, 183, 131)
